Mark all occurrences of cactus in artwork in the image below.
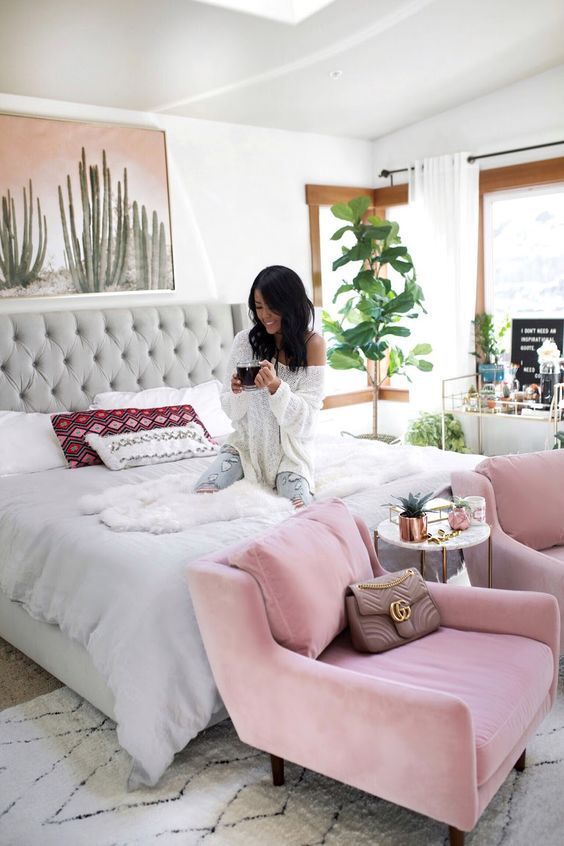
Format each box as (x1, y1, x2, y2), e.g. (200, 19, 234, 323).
(58, 148, 129, 293)
(0, 180, 47, 288)
(131, 201, 168, 289)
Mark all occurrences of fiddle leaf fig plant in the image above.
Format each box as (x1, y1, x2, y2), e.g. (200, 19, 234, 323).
(322, 195, 433, 437)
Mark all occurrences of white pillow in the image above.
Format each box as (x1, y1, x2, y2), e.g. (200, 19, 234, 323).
(90, 381, 234, 439)
(0, 411, 68, 475)
(85, 423, 218, 471)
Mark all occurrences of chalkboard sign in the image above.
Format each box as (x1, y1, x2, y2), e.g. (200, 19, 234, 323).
(511, 318, 564, 387)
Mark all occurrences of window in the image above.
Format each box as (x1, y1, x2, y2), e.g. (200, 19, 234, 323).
(484, 183, 564, 320)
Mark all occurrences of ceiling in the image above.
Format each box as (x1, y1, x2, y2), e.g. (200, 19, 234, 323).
(0, 0, 563, 140)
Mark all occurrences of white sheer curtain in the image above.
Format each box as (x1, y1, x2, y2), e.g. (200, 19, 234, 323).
(408, 153, 479, 412)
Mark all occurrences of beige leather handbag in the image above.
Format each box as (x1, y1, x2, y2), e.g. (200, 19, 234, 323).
(346, 568, 440, 653)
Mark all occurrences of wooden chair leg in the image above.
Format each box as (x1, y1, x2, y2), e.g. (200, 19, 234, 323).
(514, 748, 526, 772)
(448, 826, 465, 846)
(270, 754, 285, 786)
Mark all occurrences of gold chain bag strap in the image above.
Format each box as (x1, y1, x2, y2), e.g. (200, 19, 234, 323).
(346, 569, 440, 653)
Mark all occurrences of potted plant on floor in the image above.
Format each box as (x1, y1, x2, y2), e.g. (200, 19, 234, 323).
(322, 196, 432, 440)
(472, 313, 510, 383)
(391, 491, 435, 542)
(405, 411, 469, 453)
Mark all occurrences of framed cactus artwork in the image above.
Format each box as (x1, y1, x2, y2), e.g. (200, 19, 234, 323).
(0, 113, 174, 297)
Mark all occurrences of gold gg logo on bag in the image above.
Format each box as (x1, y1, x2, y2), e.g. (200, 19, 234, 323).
(389, 599, 411, 623)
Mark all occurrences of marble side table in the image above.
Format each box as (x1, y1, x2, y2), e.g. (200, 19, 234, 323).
(376, 519, 492, 586)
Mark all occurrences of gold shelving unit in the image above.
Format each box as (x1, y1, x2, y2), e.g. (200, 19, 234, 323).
(442, 375, 564, 455)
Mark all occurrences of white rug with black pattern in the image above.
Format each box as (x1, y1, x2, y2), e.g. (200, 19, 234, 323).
(1, 667, 563, 846)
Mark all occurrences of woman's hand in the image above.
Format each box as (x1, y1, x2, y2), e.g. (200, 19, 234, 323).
(255, 360, 281, 395)
(231, 372, 243, 394)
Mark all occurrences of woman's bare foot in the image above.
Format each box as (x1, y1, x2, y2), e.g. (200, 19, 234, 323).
(292, 497, 305, 509)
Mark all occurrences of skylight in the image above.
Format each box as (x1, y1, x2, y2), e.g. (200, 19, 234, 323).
(191, 0, 337, 24)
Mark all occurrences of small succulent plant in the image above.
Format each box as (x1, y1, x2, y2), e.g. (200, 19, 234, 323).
(390, 490, 435, 518)
(451, 496, 470, 510)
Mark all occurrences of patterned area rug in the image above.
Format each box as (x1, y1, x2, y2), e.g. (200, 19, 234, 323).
(1, 668, 563, 846)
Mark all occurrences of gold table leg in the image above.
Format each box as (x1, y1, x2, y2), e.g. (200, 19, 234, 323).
(488, 534, 493, 589)
(420, 550, 425, 579)
(442, 547, 447, 584)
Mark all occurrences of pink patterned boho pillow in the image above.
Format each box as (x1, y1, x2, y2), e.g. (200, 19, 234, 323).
(51, 405, 214, 469)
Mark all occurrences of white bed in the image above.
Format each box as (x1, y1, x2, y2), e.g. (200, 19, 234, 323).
(0, 301, 480, 788)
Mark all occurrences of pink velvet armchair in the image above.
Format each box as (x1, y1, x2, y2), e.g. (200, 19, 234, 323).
(453, 449, 564, 653)
(187, 499, 560, 846)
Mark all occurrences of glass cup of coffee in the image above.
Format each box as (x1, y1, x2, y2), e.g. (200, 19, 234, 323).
(236, 360, 261, 391)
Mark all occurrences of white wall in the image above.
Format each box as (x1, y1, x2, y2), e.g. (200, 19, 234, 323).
(0, 92, 373, 313)
(371, 64, 564, 181)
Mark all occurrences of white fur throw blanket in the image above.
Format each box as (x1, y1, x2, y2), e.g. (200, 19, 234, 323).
(81, 437, 426, 533)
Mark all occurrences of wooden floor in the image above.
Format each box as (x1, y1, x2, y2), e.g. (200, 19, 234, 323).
(0, 637, 63, 710)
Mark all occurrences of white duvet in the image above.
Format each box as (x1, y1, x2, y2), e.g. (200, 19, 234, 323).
(0, 434, 479, 788)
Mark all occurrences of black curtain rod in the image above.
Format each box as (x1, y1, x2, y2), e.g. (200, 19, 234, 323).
(378, 139, 564, 181)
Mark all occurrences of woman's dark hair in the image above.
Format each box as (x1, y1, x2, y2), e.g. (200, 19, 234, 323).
(248, 265, 315, 371)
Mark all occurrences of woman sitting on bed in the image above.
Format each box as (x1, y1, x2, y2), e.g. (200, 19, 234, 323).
(194, 265, 326, 507)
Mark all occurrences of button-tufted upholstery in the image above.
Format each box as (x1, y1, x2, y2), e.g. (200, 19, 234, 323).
(0, 303, 247, 412)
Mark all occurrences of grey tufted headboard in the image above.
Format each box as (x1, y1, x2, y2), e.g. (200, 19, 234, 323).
(0, 302, 249, 412)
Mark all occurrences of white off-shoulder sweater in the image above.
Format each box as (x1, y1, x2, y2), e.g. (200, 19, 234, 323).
(221, 330, 325, 491)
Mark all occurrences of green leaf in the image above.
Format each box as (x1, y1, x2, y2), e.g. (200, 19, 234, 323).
(361, 341, 386, 361)
(382, 290, 415, 315)
(367, 214, 385, 227)
(357, 275, 387, 298)
(332, 282, 353, 302)
(330, 203, 354, 222)
(348, 195, 372, 220)
(327, 347, 365, 370)
(362, 223, 393, 241)
(330, 225, 354, 241)
(351, 269, 373, 290)
(348, 241, 373, 262)
(379, 246, 408, 261)
(412, 343, 432, 356)
(338, 298, 355, 320)
(386, 220, 400, 243)
(389, 255, 414, 274)
(321, 316, 345, 342)
(345, 307, 365, 325)
(356, 299, 383, 321)
(332, 252, 352, 271)
(388, 347, 403, 374)
(417, 359, 433, 371)
(342, 321, 375, 346)
(380, 325, 411, 337)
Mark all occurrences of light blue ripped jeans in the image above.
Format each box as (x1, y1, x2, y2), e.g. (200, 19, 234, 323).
(194, 445, 313, 506)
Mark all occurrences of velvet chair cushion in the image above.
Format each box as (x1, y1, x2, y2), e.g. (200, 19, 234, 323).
(229, 498, 373, 658)
(319, 626, 554, 786)
(476, 450, 564, 550)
